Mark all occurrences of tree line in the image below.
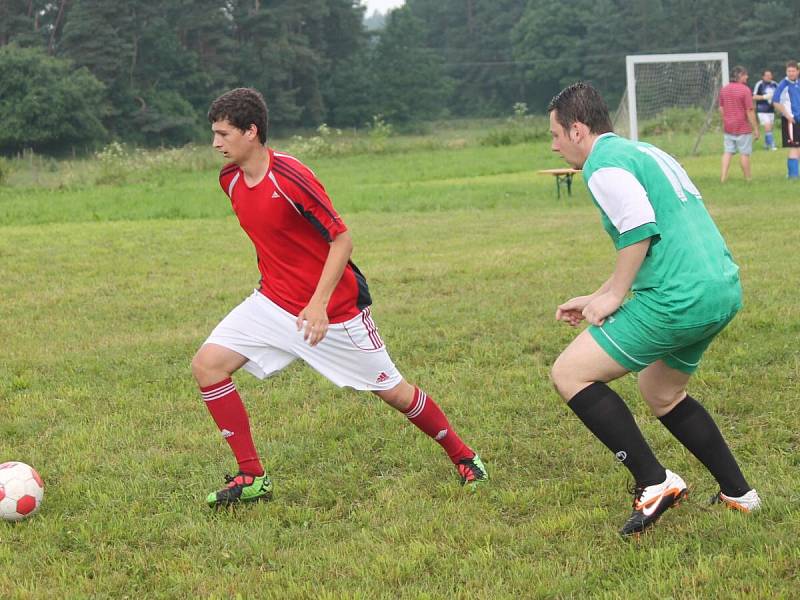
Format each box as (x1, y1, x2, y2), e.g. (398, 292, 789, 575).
(1, 0, 798, 153)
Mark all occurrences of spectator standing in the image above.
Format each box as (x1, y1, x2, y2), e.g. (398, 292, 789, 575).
(753, 69, 778, 150)
(719, 66, 759, 182)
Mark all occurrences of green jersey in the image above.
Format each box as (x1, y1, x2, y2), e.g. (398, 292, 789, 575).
(582, 133, 741, 327)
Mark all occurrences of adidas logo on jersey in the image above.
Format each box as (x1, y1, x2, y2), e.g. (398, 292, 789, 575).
(272, 191, 281, 199)
(376, 372, 390, 383)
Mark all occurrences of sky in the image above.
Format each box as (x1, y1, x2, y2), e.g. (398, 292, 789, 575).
(362, 0, 405, 14)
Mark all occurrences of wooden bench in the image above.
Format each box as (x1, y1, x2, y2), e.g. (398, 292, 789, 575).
(537, 168, 581, 199)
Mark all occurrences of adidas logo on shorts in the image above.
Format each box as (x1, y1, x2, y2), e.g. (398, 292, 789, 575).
(376, 372, 390, 383)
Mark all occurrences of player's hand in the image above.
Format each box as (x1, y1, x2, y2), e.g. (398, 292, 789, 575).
(556, 295, 593, 327)
(581, 291, 623, 327)
(296, 301, 329, 346)
(753, 130, 760, 140)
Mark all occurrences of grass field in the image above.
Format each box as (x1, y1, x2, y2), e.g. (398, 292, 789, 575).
(0, 127, 798, 598)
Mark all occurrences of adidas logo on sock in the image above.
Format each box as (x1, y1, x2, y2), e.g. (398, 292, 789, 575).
(220, 429, 234, 439)
(435, 429, 448, 441)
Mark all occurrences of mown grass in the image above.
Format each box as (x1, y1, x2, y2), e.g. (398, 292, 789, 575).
(0, 127, 798, 598)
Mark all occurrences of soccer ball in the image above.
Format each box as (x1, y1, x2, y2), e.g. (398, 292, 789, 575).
(0, 461, 44, 522)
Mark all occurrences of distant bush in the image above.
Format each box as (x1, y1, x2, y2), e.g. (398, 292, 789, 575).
(1, 143, 221, 188)
(0, 45, 107, 154)
(479, 103, 549, 146)
(284, 117, 397, 159)
(0, 157, 9, 185)
(93, 142, 220, 185)
(640, 107, 720, 136)
(367, 115, 393, 151)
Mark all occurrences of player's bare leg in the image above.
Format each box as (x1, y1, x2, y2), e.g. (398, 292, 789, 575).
(552, 331, 685, 535)
(739, 154, 752, 181)
(640, 360, 761, 512)
(193, 344, 272, 507)
(374, 380, 488, 486)
(720, 152, 733, 183)
(192, 343, 248, 387)
(551, 329, 629, 400)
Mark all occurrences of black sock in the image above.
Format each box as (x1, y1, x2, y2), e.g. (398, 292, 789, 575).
(658, 395, 750, 497)
(568, 382, 666, 486)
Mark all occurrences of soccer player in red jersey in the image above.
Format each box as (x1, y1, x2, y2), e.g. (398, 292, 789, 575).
(193, 88, 487, 507)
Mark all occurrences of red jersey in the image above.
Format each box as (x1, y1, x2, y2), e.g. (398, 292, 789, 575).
(719, 82, 753, 135)
(219, 149, 371, 323)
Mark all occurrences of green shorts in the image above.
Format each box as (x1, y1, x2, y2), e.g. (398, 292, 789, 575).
(588, 299, 738, 374)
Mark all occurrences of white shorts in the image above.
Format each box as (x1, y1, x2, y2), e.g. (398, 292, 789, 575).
(757, 113, 775, 125)
(204, 291, 402, 391)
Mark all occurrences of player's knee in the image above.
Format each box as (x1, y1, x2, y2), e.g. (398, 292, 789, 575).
(550, 356, 573, 401)
(639, 382, 684, 414)
(191, 347, 218, 385)
(375, 380, 414, 411)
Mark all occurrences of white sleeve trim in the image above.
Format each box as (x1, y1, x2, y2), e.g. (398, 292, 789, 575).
(227, 171, 240, 198)
(587, 167, 655, 234)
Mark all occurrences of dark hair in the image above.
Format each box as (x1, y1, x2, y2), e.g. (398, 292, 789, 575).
(787, 60, 799, 70)
(763, 69, 773, 76)
(208, 88, 269, 144)
(731, 65, 748, 80)
(547, 82, 613, 135)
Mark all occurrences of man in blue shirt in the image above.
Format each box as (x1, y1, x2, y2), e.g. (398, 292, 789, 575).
(752, 69, 778, 150)
(772, 60, 800, 178)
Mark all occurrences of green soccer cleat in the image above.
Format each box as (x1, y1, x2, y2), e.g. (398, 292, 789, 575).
(206, 471, 273, 508)
(457, 453, 488, 487)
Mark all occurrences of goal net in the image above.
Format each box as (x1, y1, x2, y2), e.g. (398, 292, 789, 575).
(612, 52, 729, 152)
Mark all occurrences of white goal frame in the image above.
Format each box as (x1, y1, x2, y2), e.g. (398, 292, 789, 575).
(625, 52, 729, 141)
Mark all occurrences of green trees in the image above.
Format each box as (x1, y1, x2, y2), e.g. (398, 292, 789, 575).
(1, 0, 799, 154)
(0, 45, 106, 153)
(372, 7, 452, 122)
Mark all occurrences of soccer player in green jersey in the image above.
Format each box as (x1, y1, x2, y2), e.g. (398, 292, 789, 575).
(546, 82, 761, 536)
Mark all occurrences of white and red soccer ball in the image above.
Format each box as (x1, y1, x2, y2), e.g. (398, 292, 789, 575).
(0, 461, 44, 522)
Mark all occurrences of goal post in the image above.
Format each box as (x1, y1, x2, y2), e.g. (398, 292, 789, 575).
(617, 52, 729, 144)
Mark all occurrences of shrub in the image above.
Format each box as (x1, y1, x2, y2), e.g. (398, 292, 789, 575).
(479, 104, 549, 147)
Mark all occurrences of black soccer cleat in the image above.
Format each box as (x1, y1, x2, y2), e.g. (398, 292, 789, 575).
(619, 469, 688, 536)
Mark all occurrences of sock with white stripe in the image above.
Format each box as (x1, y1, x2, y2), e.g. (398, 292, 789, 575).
(200, 378, 264, 476)
(403, 387, 472, 464)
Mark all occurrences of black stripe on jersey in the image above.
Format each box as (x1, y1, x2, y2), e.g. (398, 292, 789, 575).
(348, 260, 372, 310)
(293, 202, 333, 242)
(272, 160, 339, 223)
(220, 163, 238, 178)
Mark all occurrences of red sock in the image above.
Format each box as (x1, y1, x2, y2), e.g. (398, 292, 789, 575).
(403, 387, 473, 464)
(200, 378, 264, 476)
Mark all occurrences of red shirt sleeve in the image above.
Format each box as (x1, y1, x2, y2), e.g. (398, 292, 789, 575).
(272, 156, 348, 241)
(218, 163, 239, 198)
